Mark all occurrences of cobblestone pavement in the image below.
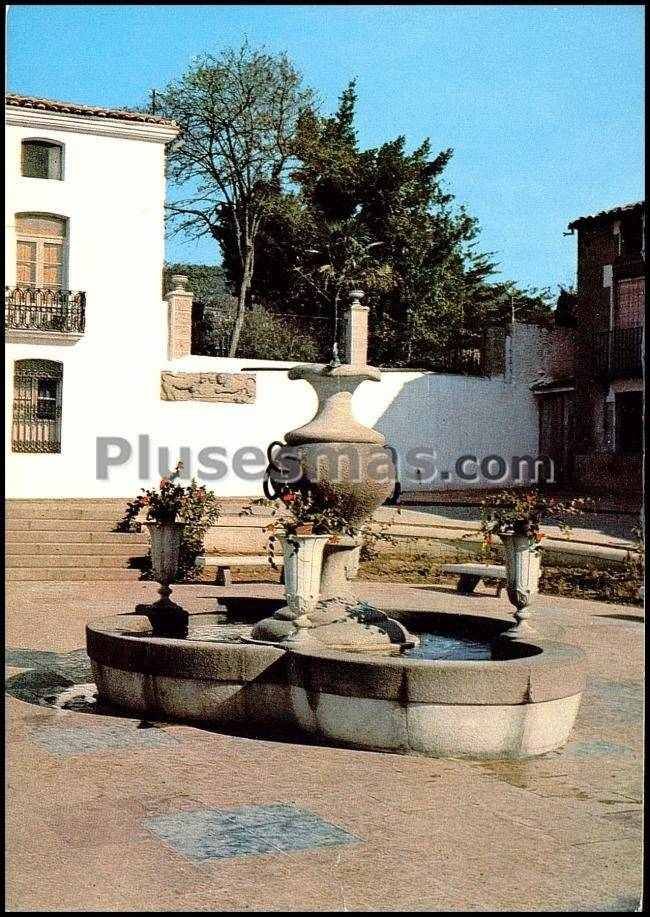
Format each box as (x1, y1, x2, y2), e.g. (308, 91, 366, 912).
(6, 580, 643, 912)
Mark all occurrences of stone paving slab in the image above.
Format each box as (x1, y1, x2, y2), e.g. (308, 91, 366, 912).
(29, 722, 179, 755)
(5, 580, 643, 911)
(145, 804, 361, 861)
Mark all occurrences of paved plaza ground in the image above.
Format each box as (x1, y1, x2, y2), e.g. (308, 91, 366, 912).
(6, 578, 643, 912)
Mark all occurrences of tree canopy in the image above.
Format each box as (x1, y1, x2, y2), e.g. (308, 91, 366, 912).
(233, 80, 552, 367)
(159, 53, 552, 367)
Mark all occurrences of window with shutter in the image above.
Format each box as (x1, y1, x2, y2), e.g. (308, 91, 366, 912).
(15, 214, 67, 290)
(16, 240, 37, 285)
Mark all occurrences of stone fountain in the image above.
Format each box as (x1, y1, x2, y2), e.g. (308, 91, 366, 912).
(85, 291, 586, 760)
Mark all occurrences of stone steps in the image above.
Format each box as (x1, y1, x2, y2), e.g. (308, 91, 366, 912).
(5, 498, 146, 582)
(7, 530, 148, 545)
(6, 504, 128, 520)
(6, 542, 145, 556)
(6, 553, 146, 568)
(5, 567, 145, 582)
(6, 518, 130, 532)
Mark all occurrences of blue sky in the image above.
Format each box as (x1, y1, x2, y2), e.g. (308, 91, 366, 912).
(7, 4, 645, 292)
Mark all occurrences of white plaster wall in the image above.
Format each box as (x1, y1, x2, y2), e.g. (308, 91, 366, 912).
(6, 346, 540, 497)
(5, 119, 168, 498)
(361, 365, 540, 490)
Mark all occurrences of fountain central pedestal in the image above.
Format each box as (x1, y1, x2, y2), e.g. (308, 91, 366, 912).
(251, 294, 415, 654)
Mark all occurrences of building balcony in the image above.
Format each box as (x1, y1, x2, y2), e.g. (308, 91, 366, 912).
(5, 287, 86, 344)
(594, 326, 643, 380)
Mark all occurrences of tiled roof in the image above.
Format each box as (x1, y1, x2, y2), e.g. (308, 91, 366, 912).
(5, 93, 176, 127)
(568, 201, 645, 230)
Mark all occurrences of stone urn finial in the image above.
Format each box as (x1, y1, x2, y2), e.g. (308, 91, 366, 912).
(171, 274, 188, 293)
(349, 289, 365, 307)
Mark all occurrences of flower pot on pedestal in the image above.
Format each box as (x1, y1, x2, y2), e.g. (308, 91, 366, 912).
(499, 533, 542, 636)
(282, 533, 330, 616)
(251, 534, 330, 643)
(136, 521, 188, 638)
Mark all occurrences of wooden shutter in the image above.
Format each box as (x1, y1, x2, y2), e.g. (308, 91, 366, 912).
(16, 241, 37, 285)
(15, 215, 67, 289)
(43, 242, 63, 289)
(16, 214, 66, 238)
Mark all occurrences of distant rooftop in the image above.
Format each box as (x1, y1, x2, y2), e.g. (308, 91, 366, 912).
(568, 200, 645, 230)
(5, 93, 176, 127)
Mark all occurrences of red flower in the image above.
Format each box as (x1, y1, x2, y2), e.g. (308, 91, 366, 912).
(281, 492, 296, 504)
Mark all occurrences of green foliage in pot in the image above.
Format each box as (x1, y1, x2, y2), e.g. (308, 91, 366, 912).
(117, 462, 220, 580)
(480, 489, 591, 548)
(244, 485, 398, 570)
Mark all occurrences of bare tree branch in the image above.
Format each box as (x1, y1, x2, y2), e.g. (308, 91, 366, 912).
(156, 43, 316, 355)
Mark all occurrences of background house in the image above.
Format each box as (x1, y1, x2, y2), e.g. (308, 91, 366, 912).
(5, 93, 178, 486)
(533, 201, 644, 494)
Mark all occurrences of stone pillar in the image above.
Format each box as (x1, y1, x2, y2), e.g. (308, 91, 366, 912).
(483, 326, 507, 377)
(166, 275, 193, 360)
(345, 290, 369, 366)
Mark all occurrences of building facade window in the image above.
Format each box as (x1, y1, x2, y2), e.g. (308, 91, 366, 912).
(615, 391, 643, 455)
(15, 214, 67, 289)
(12, 359, 64, 454)
(21, 139, 63, 180)
(615, 277, 645, 329)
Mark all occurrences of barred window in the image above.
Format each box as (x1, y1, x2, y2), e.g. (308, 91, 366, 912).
(12, 360, 63, 454)
(21, 140, 63, 180)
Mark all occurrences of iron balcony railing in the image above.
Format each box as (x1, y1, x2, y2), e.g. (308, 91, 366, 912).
(594, 326, 643, 379)
(5, 287, 86, 335)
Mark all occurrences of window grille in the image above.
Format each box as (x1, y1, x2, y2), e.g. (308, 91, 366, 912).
(12, 359, 63, 453)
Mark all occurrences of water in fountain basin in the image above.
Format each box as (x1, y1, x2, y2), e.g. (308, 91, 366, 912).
(403, 631, 494, 661)
(183, 623, 495, 659)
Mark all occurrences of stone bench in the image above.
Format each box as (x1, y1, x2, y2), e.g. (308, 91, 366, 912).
(196, 554, 284, 587)
(441, 563, 507, 596)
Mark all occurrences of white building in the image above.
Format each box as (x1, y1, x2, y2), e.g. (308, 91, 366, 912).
(5, 94, 178, 496)
(5, 93, 545, 506)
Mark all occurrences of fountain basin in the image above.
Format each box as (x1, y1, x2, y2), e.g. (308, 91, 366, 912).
(86, 610, 585, 760)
